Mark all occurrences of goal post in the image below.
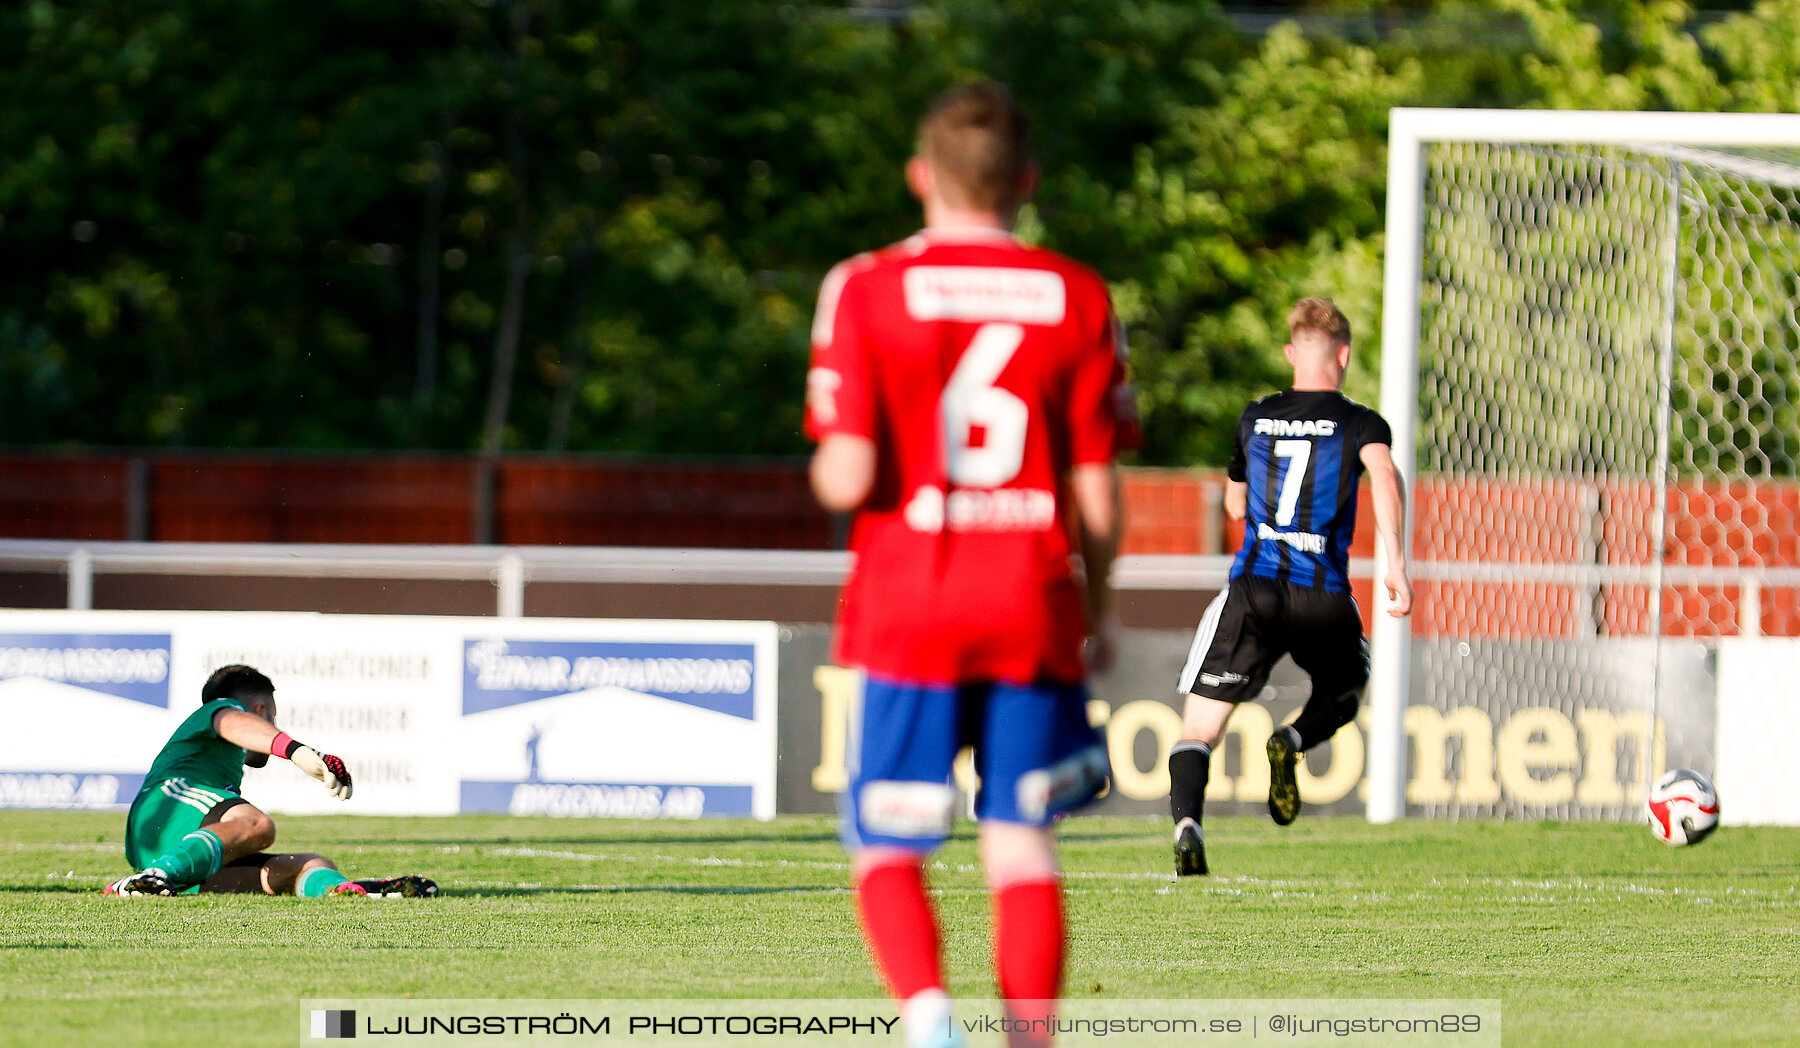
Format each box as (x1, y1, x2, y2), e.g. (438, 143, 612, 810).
(1371, 109, 1800, 823)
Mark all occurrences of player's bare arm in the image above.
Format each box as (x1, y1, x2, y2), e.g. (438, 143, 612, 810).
(213, 707, 354, 800)
(211, 707, 284, 755)
(1224, 479, 1247, 521)
(1360, 441, 1413, 617)
(809, 432, 876, 512)
(1072, 462, 1122, 672)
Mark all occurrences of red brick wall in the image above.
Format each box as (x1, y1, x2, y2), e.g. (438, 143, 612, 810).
(0, 454, 135, 540)
(0, 452, 830, 550)
(2, 451, 1792, 635)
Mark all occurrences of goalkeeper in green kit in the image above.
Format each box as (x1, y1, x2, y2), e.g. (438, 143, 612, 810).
(104, 664, 436, 899)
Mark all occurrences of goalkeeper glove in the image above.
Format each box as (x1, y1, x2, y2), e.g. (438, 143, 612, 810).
(271, 732, 354, 800)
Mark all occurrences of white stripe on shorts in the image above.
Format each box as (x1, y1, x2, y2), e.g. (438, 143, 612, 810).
(161, 778, 225, 814)
(171, 779, 226, 808)
(1176, 585, 1231, 694)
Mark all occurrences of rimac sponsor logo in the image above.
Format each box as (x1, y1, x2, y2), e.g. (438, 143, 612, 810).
(462, 639, 756, 717)
(1198, 671, 1249, 688)
(1253, 417, 1337, 437)
(1257, 522, 1327, 554)
(0, 633, 172, 706)
(0, 772, 143, 809)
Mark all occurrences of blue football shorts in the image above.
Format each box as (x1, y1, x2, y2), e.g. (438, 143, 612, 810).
(841, 673, 1111, 852)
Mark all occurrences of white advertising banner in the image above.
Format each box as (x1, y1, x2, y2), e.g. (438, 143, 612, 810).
(0, 611, 779, 820)
(1713, 638, 1800, 826)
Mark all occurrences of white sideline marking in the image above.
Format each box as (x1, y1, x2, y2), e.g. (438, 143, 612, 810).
(486, 847, 1335, 889)
(487, 847, 851, 872)
(477, 848, 1799, 907)
(455, 878, 852, 895)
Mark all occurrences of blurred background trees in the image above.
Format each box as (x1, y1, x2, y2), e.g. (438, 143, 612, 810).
(0, 0, 1787, 464)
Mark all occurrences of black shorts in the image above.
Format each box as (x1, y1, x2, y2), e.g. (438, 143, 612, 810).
(1177, 575, 1369, 703)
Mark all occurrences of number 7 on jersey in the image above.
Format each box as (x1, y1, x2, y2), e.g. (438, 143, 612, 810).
(1273, 438, 1311, 526)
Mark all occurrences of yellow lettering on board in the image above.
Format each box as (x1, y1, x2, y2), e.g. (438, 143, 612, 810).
(1497, 707, 1579, 806)
(810, 665, 859, 793)
(1405, 706, 1500, 805)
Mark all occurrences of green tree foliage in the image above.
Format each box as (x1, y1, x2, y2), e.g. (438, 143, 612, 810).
(1093, 23, 1423, 464)
(0, 0, 940, 453)
(3, 0, 1800, 464)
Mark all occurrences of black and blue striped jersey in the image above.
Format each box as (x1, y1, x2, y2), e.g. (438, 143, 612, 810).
(1227, 390, 1391, 592)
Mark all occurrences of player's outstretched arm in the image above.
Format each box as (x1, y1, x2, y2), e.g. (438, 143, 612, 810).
(212, 709, 354, 800)
(1359, 442, 1413, 617)
(1223, 480, 1247, 522)
(1072, 462, 1122, 673)
(810, 433, 876, 511)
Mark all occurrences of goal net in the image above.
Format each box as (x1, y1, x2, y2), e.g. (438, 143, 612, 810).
(1371, 110, 1800, 822)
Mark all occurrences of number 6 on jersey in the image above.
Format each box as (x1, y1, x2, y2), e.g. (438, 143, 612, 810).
(941, 323, 1027, 487)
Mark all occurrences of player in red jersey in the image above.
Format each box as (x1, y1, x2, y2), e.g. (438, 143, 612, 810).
(807, 81, 1134, 1048)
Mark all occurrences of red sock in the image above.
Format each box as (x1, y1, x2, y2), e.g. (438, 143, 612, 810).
(994, 878, 1064, 1043)
(855, 861, 943, 1001)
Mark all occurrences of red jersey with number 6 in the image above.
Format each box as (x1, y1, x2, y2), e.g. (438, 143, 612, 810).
(806, 228, 1137, 684)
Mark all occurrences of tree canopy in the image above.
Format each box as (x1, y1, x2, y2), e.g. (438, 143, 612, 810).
(2, 0, 1796, 464)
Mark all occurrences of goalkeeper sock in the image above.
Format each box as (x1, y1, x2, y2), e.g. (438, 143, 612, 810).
(1168, 740, 1212, 825)
(143, 829, 223, 887)
(295, 866, 352, 898)
(855, 861, 943, 1001)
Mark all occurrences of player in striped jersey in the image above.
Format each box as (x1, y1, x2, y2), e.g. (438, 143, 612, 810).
(104, 664, 435, 898)
(1168, 298, 1412, 876)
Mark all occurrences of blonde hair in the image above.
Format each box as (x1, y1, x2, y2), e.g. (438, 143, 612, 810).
(918, 81, 1031, 212)
(1287, 297, 1352, 346)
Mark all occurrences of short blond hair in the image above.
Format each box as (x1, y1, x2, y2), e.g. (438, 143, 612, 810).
(1288, 297, 1351, 346)
(918, 81, 1031, 212)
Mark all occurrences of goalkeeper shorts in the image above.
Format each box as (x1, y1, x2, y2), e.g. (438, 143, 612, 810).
(124, 778, 247, 871)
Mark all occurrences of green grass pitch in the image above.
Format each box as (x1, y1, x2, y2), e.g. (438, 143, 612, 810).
(2, 811, 1795, 1047)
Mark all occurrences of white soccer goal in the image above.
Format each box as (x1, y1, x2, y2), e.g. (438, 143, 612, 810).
(1372, 109, 1800, 823)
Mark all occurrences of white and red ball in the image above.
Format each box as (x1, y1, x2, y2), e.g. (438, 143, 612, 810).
(1646, 769, 1719, 846)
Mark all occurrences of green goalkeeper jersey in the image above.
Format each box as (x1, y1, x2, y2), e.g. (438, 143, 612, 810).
(140, 698, 250, 796)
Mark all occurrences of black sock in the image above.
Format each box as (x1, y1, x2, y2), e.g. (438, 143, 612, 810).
(1289, 689, 1360, 751)
(1168, 741, 1212, 825)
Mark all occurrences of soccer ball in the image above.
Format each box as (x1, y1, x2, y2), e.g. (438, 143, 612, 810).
(1645, 769, 1719, 846)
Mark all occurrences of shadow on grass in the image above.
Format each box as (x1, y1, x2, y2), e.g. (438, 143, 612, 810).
(0, 883, 111, 895)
